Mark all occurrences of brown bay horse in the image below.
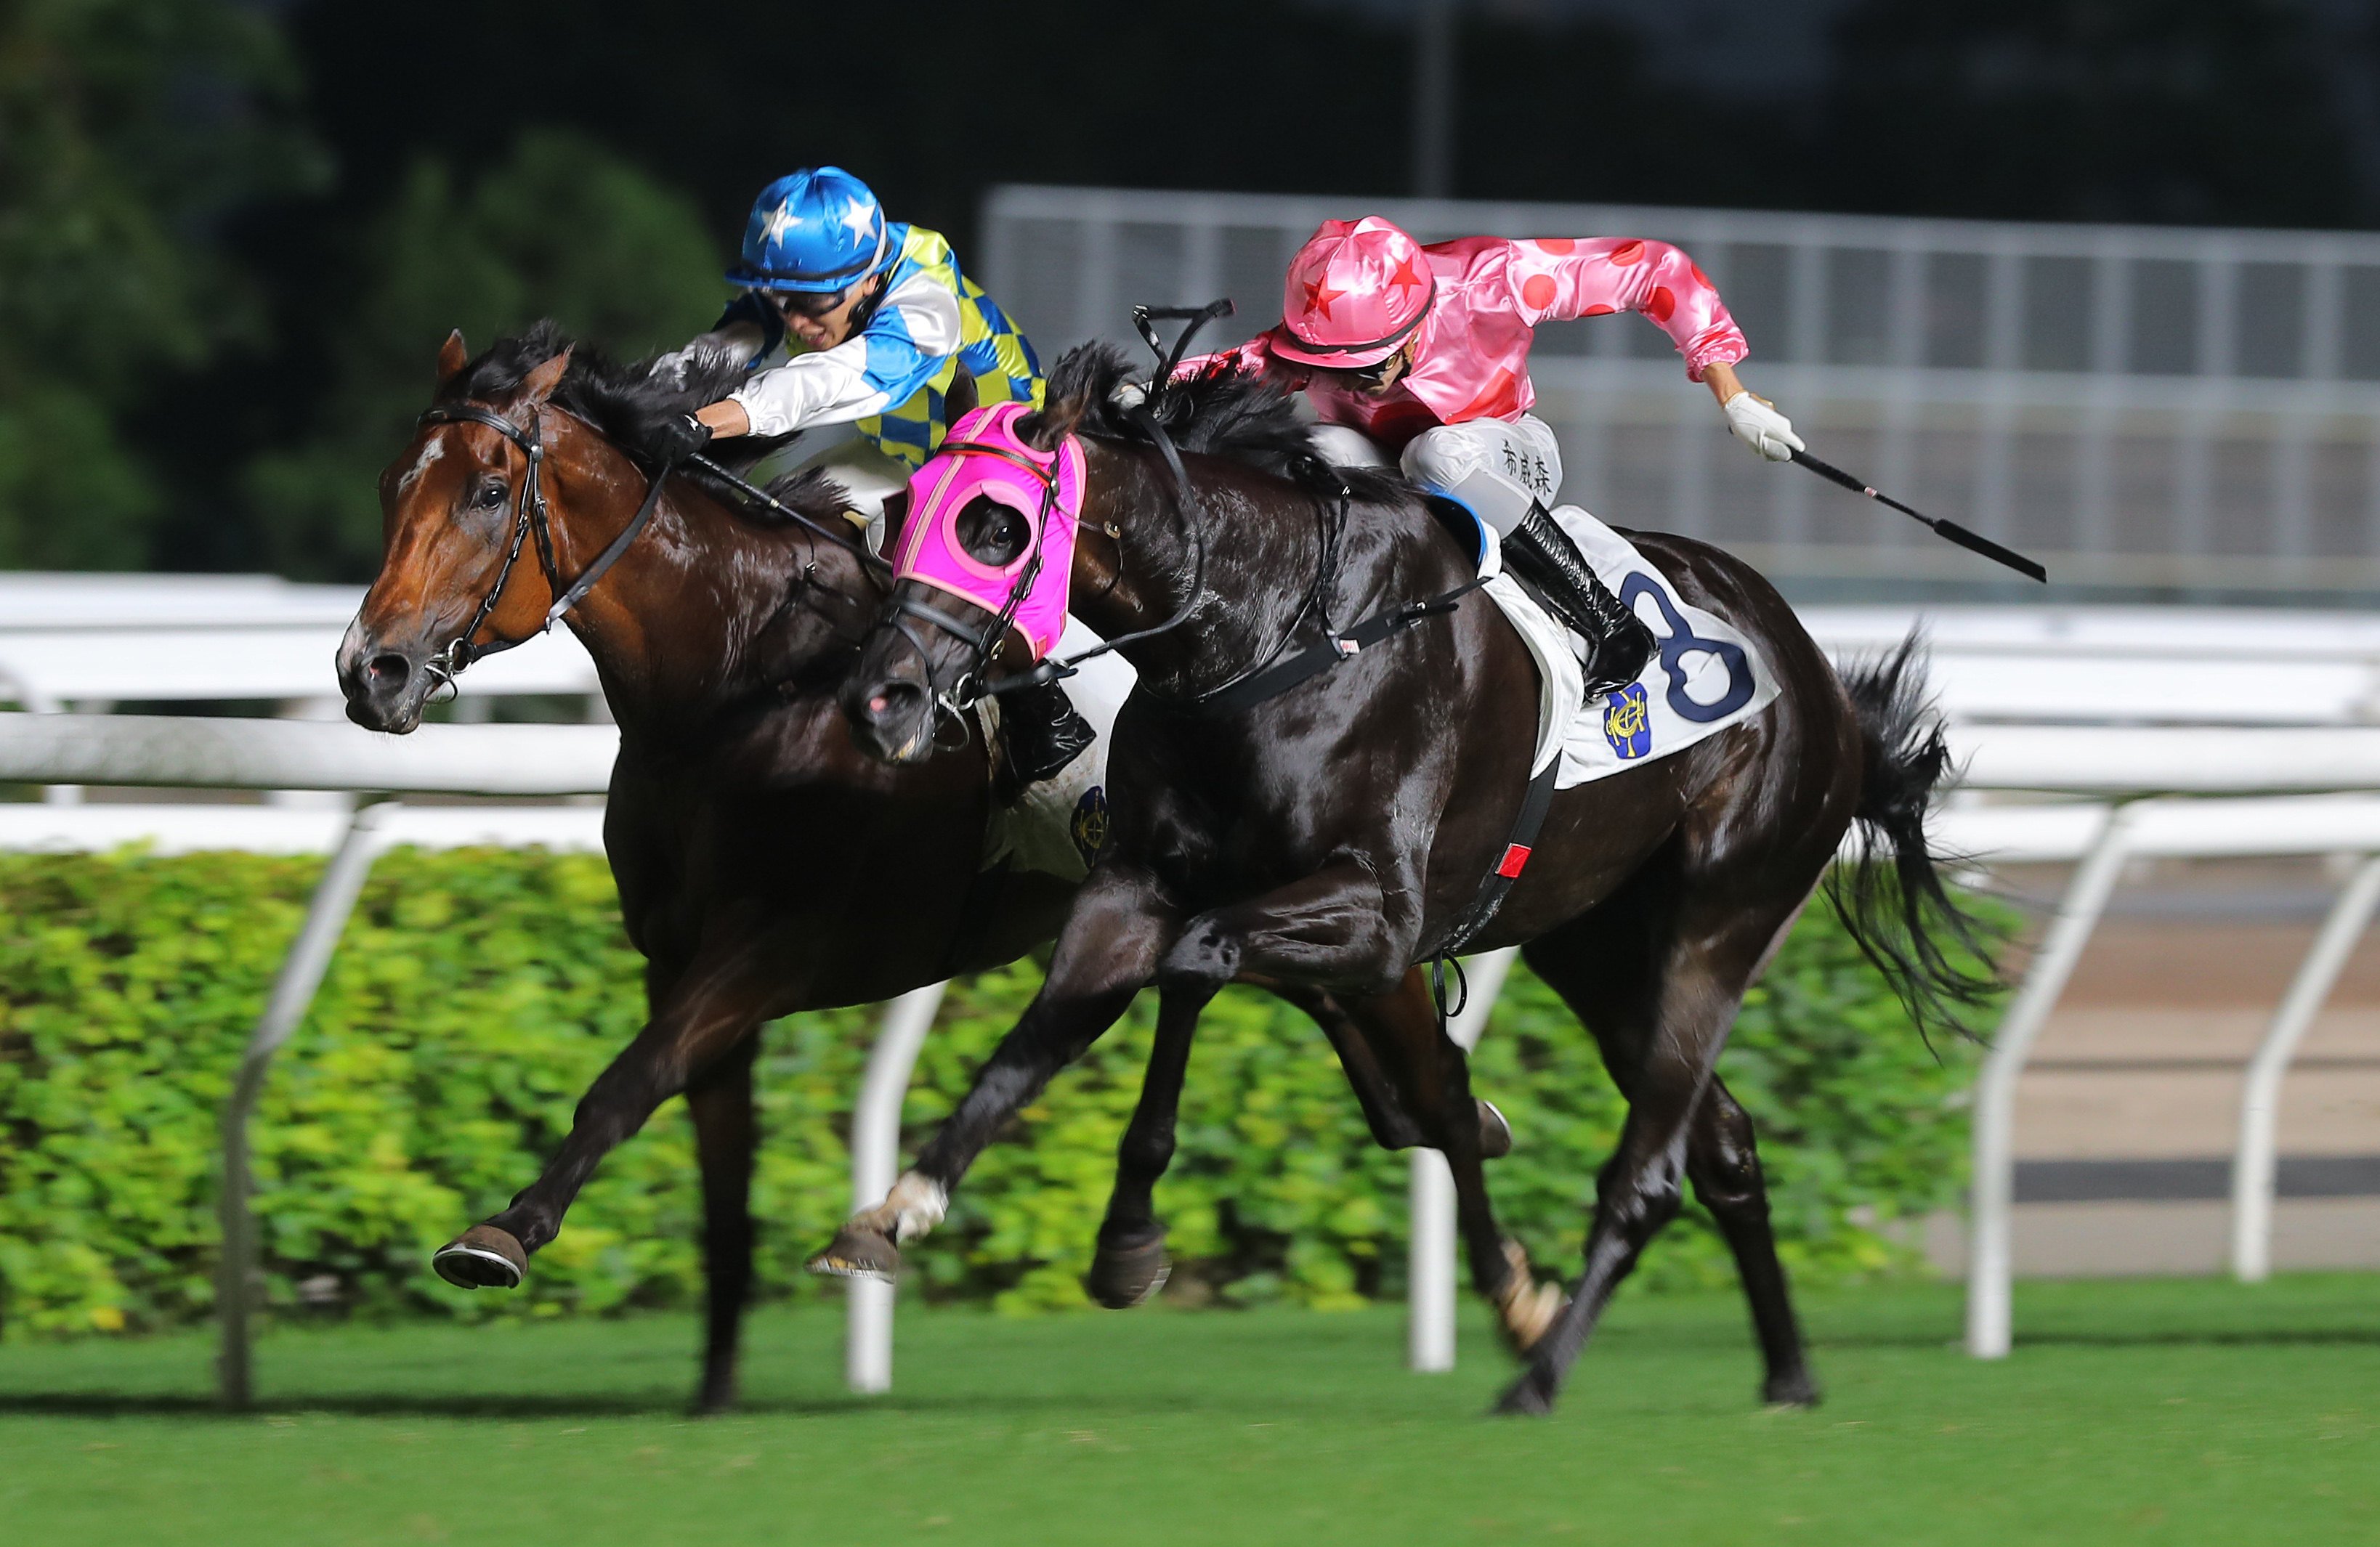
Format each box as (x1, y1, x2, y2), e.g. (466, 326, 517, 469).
(830, 346, 1995, 1415)
(336, 325, 1498, 1410)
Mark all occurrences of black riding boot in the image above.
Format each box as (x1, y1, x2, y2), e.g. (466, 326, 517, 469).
(995, 676, 1096, 803)
(1501, 503, 1655, 702)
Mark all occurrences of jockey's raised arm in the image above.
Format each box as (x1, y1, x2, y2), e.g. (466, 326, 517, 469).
(1499, 237, 1744, 381)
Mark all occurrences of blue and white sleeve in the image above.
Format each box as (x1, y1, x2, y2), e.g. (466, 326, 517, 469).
(726, 275, 962, 437)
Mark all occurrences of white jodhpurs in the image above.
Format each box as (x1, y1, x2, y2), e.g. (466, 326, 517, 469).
(1398, 413, 1563, 537)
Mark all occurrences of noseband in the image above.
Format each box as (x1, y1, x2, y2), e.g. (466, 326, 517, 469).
(413, 400, 676, 695)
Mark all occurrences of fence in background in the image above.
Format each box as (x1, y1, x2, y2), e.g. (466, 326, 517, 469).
(986, 185, 2380, 596)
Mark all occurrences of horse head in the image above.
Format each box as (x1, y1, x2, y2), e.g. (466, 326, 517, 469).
(840, 380, 1108, 764)
(338, 329, 583, 733)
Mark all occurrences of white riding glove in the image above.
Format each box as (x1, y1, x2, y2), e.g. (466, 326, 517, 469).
(1723, 391, 1805, 462)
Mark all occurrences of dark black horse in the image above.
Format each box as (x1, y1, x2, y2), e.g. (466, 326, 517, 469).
(825, 346, 1992, 1413)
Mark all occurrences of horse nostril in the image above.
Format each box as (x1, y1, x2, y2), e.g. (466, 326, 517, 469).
(368, 652, 411, 693)
(868, 693, 892, 718)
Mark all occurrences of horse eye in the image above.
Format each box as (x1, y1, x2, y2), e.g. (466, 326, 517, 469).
(957, 495, 1028, 564)
(472, 480, 507, 510)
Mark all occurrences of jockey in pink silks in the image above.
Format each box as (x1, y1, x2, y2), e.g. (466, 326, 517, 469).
(1191, 216, 1803, 702)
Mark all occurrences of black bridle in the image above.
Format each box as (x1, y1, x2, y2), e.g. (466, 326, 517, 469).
(412, 400, 679, 696)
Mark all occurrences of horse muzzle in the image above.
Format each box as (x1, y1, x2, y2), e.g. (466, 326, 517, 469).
(841, 675, 940, 766)
(336, 620, 440, 734)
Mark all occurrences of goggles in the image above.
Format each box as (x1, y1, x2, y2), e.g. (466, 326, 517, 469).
(755, 285, 852, 322)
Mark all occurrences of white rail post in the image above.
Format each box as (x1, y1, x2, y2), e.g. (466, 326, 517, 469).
(845, 981, 948, 1394)
(1409, 946, 1519, 1373)
(2231, 851, 2380, 1281)
(218, 797, 392, 1408)
(1966, 801, 2139, 1360)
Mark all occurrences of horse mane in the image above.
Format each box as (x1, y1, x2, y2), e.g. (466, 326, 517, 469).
(1040, 342, 1411, 504)
(440, 319, 849, 527)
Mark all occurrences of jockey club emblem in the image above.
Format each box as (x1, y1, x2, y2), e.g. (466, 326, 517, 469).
(1070, 785, 1112, 866)
(1602, 681, 1651, 760)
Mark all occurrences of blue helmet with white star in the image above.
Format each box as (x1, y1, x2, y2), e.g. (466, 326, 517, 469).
(726, 167, 893, 294)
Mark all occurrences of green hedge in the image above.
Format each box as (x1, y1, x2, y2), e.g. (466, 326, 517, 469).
(0, 848, 1988, 1339)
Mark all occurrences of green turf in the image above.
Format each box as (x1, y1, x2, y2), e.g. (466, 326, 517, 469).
(1, 1275, 2373, 1545)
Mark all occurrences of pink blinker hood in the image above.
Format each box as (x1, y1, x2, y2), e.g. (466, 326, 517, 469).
(891, 402, 1087, 662)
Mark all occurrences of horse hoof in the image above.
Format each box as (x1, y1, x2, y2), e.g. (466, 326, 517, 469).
(1085, 1231, 1171, 1309)
(1477, 1098, 1514, 1160)
(432, 1225, 527, 1291)
(1763, 1371, 1822, 1410)
(806, 1225, 901, 1281)
(1491, 1371, 1557, 1418)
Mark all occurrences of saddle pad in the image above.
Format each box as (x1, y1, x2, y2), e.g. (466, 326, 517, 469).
(1484, 507, 1780, 789)
(979, 615, 1136, 882)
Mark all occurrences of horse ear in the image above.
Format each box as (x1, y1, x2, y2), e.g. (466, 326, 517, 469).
(1021, 384, 1094, 453)
(517, 346, 574, 406)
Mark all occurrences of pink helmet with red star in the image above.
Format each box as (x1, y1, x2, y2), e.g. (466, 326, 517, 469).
(1270, 216, 1436, 369)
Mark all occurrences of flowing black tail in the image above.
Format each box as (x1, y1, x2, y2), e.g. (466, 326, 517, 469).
(1826, 634, 2004, 1045)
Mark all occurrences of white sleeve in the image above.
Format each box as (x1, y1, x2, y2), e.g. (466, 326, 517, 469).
(726, 275, 963, 438)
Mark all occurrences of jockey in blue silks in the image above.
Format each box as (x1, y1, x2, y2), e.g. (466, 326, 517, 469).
(645, 166, 1089, 792)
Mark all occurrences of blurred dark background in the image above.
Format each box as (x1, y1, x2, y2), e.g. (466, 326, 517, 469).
(7, 0, 2380, 580)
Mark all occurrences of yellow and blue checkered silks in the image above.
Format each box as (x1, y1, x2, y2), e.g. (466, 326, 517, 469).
(854, 226, 1045, 468)
(715, 216, 1046, 468)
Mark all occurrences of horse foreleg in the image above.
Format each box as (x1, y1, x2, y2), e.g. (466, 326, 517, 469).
(432, 944, 777, 1292)
(1348, 973, 1561, 1356)
(1250, 976, 1426, 1150)
(688, 1038, 759, 1414)
(808, 866, 1177, 1283)
(1084, 980, 1207, 1308)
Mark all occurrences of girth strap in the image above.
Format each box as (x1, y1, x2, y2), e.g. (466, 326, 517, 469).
(1427, 755, 1561, 1025)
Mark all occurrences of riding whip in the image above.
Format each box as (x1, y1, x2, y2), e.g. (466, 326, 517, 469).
(1789, 448, 2048, 583)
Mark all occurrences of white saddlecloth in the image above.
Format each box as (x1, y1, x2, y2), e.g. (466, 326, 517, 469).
(1482, 507, 1780, 788)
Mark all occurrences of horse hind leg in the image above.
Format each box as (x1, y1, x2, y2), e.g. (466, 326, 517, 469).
(1494, 892, 1797, 1417)
(1688, 1075, 1819, 1408)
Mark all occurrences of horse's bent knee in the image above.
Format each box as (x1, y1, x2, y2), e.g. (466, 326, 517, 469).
(1157, 919, 1240, 994)
(1690, 1150, 1768, 1217)
(1596, 1161, 1685, 1242)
